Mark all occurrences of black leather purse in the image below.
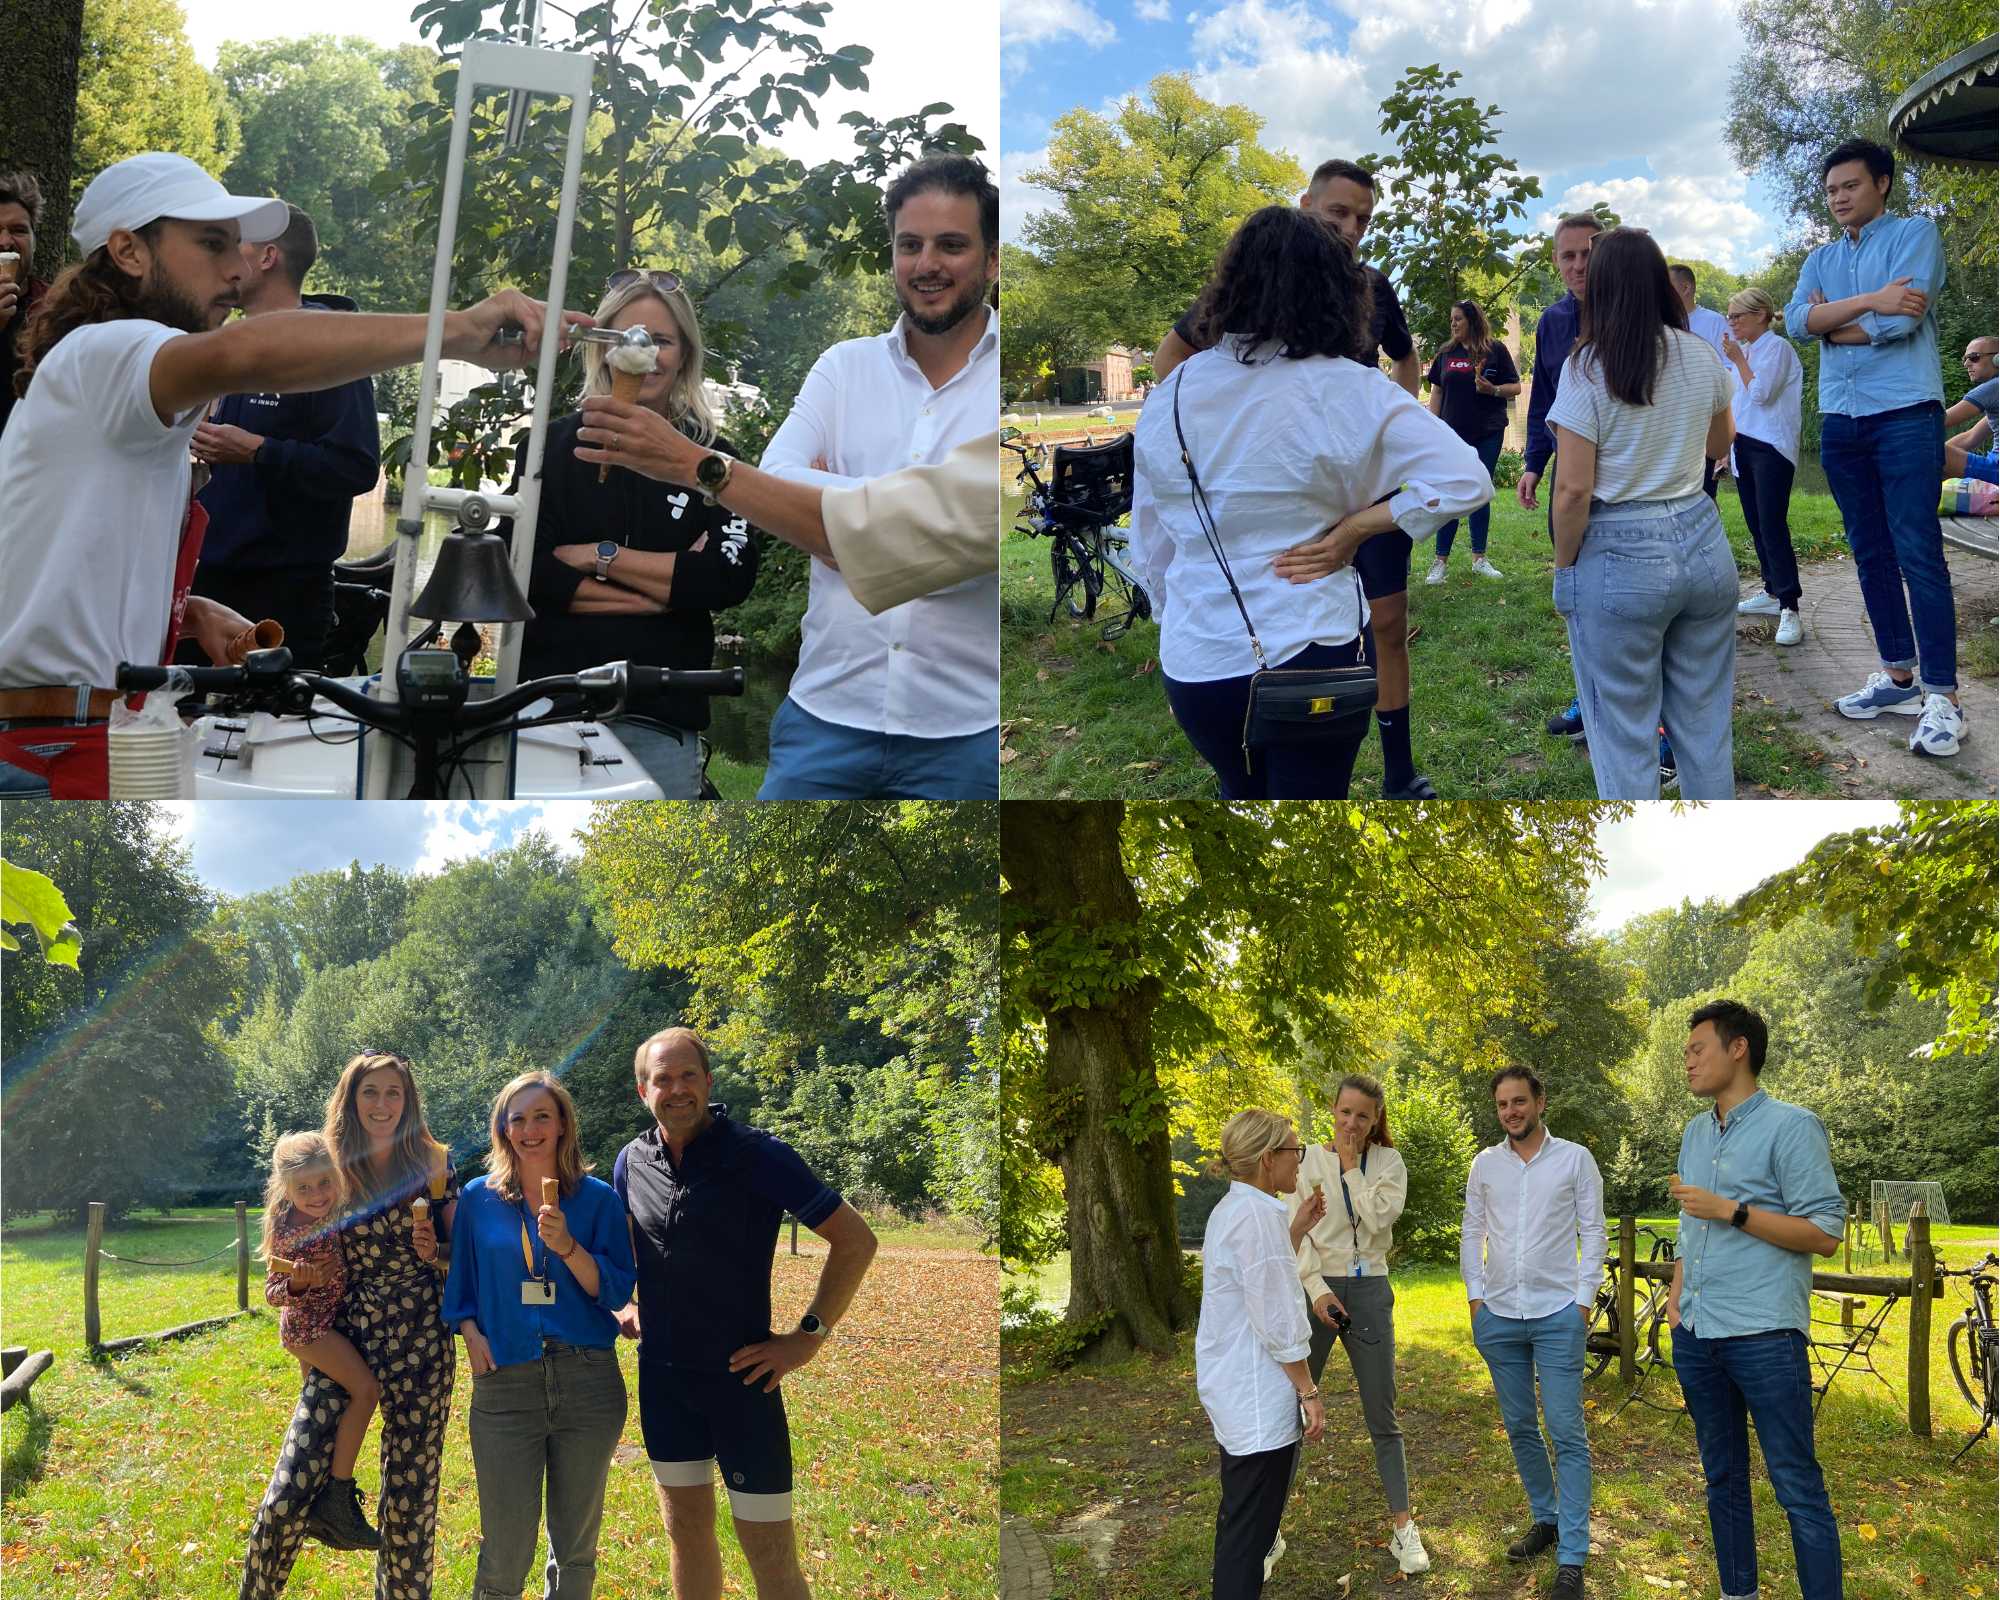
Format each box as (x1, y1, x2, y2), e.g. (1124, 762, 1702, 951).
(1170, 370, 1377, 773)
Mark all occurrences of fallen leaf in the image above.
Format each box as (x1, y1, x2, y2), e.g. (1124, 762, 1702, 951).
(998, 748, 1019, 765)
(1036, 668, 1049, 682)
(1858, 1523, 1878, 1541)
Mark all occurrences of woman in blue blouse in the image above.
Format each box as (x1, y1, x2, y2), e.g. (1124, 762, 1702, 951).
(443, 1071, 637, 1598)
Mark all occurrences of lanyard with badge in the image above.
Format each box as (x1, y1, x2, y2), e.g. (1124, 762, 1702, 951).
(520, 1197, 556, 1305)
(1339, 1147, 1369, 1276)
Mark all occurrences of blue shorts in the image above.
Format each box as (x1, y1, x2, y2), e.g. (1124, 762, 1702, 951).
(757, 696, 998, 800)
(1353, 527, 1414, 599)
(639, 1362, 794, 1521)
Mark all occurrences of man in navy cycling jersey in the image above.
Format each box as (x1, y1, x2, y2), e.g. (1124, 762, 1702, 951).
(614, 1025, 879, 1599)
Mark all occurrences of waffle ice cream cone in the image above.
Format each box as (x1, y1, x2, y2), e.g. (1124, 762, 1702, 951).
(428, 1143, 449, 1201)
(410, 1198, 427, 1223)
(225, 618, 286, 665)
(601, 346, 654, 481)
(541, 1177, 560, 1210)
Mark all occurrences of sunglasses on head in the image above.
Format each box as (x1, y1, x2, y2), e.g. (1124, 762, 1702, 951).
(607, 268, 684, 297)
(359, 1048, 408, 1066)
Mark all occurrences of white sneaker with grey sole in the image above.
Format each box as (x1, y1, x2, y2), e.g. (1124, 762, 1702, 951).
(1738, 592, 1782, 615)
(1424, 558, 1448, 585)
(1909, 694, 1965, 757)
(1391, 1521, 1431, 1574)
(1470, 556, 1504, 579)
(1774, 609, 1802, 646)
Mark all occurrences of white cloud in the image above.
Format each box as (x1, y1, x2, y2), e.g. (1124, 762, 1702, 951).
(1004, 0, 1117, 77)
(1135, 0, 1175, 19)
(1539, 174, 1770, 271)
(412, 803, 504, 878)
(1002, 146, 1056, 243)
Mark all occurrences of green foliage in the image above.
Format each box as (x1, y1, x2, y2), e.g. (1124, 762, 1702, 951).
(1018, 73, 1304, 350)
(1358, 65, 1544, 348)
(999, 243, 1113, 397)
(73, 0, 238, 196)
(1384, 1077, 1480, 1264)
(0, 859, 82, 968)
(1665, 257, 1747, 313)
(1000, 1276, 1114, 1372)
(1491, 447, 1523, 488)
(212, 860, 417, 1015)
(1607, 897, 1753, 1012)
(1734, 800, 1997, 1060)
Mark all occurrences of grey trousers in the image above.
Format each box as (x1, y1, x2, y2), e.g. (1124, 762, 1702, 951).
(1305, 1273, 1409, 1512)
(468, 1342, 629, 1600)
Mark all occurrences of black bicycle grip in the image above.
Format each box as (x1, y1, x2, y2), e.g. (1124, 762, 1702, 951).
(115, 663, 249, 693)
(625, 666, 744, 697)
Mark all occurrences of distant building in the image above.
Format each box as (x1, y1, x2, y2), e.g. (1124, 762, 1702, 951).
(1055, 345, 1142, 405)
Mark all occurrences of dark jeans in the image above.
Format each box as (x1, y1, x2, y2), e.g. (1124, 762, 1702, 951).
(1820, 401, 1955, 694)
(1436, 430, 1507, 559)
(179, 563, 337, 671)
(1212, 1440, 1296, 1600)
(1672, 1327, 1841, 1600)
(1165, 640, 1373, 799)
(1734, 434, 1801, 609)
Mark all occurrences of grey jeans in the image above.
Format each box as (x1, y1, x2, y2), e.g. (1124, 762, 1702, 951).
(467, 1341, 629, 1600)
(1305, 1273, 1409, 1512)
(610, 719, 704, 798)
(1552, 491, 1737, 800)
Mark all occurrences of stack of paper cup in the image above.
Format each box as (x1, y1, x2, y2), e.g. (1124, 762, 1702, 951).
(107, 718, 189, 797)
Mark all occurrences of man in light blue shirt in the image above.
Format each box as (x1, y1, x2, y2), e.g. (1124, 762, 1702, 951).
(1667, 1000, 1845, 1600)
(1783, 137, 1963, 760)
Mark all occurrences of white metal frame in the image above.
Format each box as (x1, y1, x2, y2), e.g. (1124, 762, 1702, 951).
(367, 38, 595, 798)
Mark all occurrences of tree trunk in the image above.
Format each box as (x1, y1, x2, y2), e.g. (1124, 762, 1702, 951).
(1002, 801, 1197, 1364)
(1, 0, 86, 280)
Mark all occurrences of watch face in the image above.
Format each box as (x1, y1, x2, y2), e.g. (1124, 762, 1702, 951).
(697, 453, 729, 488)
(597, 541, 618, 559)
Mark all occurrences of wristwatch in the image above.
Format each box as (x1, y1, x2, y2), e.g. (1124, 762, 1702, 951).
(694, 450, 733, 504)
(593, 540, 619, 582)
(1729, 1202, 1750, 1229)
(799, 1312, 833, 1339)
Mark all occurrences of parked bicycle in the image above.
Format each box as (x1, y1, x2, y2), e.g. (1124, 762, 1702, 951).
(1585, 1224, 1679, 1381)
(1945, 1251, 1997, 1460)
(1003, 427, 1151, 641)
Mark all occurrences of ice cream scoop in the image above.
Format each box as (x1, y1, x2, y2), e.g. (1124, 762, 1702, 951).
(597, 329, 659, 481)
(411, 1197, 428, 1224)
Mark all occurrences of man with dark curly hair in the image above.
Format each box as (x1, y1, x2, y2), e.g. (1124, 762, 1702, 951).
(0, 169, 50, 439)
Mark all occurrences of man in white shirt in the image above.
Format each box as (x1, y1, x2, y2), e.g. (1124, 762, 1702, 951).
(1672, 265, 1732, 502)
(0, 151, 578, 798)
(1461, 1065, 1606, 1600)
(757, 155, 999, 800)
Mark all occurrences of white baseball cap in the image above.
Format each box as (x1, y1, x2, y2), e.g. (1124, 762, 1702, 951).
(71, 152, 290, 257)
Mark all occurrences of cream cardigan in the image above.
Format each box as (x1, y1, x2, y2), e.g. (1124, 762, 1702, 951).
(1284, 1140, 1408, 1287)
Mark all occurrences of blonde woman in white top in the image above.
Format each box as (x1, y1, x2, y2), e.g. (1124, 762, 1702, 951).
(1195, 1108, 1327, 1599)
(1284, 1074, 1429, 1575)
(1720, 288, 1807, 645)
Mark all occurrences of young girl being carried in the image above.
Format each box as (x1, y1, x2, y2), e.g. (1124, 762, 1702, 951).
(259, 1131, 384, 1552)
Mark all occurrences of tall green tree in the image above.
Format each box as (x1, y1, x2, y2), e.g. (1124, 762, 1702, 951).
(998, 244, 1112, 399)
(216, 860, 420, 1015)
(1, 0, 87, 278)
(1019, 73, 1303, 350)
(1608, 897, 1753, 1013)
(73, 0, 238, 194)
(1357, 64, 1543, 348)
(1001, 801, 1618, 1363)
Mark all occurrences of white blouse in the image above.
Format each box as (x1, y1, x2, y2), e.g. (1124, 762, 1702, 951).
(1130, 339, 1494, 683)
(1285, 1141, 1407, 1284)
(1728, 330, 1805, 467)
(1195, 1182, 1313, 1457)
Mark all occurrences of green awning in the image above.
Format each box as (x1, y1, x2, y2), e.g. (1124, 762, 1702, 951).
(1889, 34, 1997, 170)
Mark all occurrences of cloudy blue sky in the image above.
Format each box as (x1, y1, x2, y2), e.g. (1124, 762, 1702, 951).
(1002, 0, 1791, 272)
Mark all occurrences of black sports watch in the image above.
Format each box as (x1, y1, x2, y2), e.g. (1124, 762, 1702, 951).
(694, 450, 733, 503)
(799, 1312, 832, 1339)
(593, 540, 619, 582)
(1729, 1202, 1750, 1229)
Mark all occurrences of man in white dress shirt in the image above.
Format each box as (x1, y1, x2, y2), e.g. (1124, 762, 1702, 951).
(756, 155, 999, 799)
(1672, 265, 1733, 502)
(1461, 1065, 1606, 1600)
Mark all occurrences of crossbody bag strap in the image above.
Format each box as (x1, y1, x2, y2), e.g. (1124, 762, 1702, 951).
(1171, 366, 1268, 671)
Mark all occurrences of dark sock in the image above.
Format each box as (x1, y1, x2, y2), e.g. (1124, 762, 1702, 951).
(1377, 707, 1415, 792)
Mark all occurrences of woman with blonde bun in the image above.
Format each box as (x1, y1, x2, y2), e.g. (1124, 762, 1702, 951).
(1195, 1108, 1328, 1599)
(1285, 1074, 1427, 1573)
(1721, 287, 1806, 643)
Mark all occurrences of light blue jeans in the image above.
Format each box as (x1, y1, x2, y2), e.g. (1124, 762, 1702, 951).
(1552, 492, 1737, 799)
(610, 719, 704, 798)
(1472, 1303, 1593, 1565)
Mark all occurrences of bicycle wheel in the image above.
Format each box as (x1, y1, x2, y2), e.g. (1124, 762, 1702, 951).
(1585, 1302, 1618, 1380)
(1648, 1304, 1676, 1369)
(1947, 1316, 1981, 1412)
(1052, 532, 1101, 620)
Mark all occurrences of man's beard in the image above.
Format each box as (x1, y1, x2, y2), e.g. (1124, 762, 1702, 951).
(140, 266, 224, 334)
(898, 274, 989, 337)
(1505, 1116, 1542, 1144)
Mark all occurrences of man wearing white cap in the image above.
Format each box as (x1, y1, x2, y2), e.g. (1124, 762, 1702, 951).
(0, 152, 584, 798)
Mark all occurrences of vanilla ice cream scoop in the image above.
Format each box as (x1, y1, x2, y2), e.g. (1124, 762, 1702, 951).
(605, 335, 657, 376)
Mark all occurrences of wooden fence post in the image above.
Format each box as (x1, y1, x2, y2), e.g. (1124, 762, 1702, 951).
(236, 1202, 249, 1312)
(1842, 1201, 1853, 1274)
(1617, 1215, 1636, 1381)
(1907, 1203, 1933, 1438)
(83, 1202, 105, 1349)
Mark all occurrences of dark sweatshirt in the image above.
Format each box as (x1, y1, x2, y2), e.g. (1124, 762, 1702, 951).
(195, 295, 381, 569)
(1523, 291, 1583, 479)
(502, 412, 759, 732)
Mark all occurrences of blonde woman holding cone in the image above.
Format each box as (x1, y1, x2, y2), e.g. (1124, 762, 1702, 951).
(1195, 1109, 1328, 1600)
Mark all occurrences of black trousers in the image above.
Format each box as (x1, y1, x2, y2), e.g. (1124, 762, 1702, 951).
(1213, 1439, 1298, 1600)
(178, 563, 337, 671)
(1702, 454, 1720, 501)
(1734, 433, 1802, 609)
(1164, 640, 1374, 799)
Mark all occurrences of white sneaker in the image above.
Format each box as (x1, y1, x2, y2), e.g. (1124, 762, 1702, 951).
(1909, 694, 1965, 758)
(1424, 558, 1448, 585)
(1470, 556, 1504, 579)
(1391, 1521, 1432, 1574)
(1264, 1531, 1287, 1580)
(1738, 592, 1782, 615)
(1774, 608, 1802, 646)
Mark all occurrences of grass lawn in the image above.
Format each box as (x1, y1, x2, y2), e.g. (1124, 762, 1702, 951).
(1000, 1226, 1998, 1600)
(2, 1209, 996, 1599)
(1001, 484, 1856, 800)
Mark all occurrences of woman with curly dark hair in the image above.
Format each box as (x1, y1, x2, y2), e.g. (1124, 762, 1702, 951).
(1130, 205, 1491, 799)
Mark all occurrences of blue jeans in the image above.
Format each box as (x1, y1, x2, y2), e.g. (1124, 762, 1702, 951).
(757, 695, 998, 799)
(1472, 1304, 1592, 1565)
(1435, 430, 1507, 559)
(610, 719, 704, 798)
(1672, 1327, 1842, 1600)
(1820, 401, 1955, 694)
(1552, 492, 1737, 799)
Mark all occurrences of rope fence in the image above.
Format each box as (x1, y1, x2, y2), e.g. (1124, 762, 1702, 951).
(84, 1200, 252, 1351)
(97, 1242, 242, 1267)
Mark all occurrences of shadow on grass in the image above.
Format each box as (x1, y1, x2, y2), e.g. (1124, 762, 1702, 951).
(1, 1391, 57, 1502)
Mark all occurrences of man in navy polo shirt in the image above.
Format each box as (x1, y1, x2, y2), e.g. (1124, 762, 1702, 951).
(613, 1025, 879, 1600)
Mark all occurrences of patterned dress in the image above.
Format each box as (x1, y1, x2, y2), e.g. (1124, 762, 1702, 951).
(266, 1208, 346, 1347)
(239, 1165, 462, 1600)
